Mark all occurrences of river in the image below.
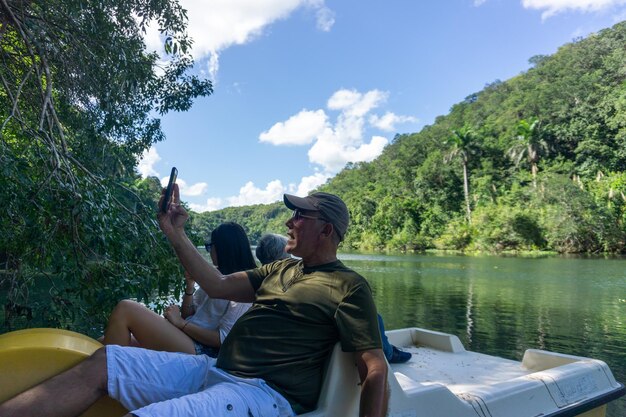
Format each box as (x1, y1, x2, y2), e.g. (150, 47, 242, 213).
(337, 251, 626, 417)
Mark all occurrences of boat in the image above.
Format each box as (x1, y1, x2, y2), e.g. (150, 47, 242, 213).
(304, 328, 625, 417)
(0, 327, 623, 417)
(0, 328, 126, 417)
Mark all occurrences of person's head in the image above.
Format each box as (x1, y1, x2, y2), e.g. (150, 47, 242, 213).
(283, 192, 349, 260)
(256, 234, 290, 265)
(205, 222, 257, 275)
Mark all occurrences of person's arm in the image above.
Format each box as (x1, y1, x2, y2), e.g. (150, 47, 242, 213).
(181, 272, 197, 318)
(157, 184, 255, 302)
(180, 321, 221, 347)
(164, 305, 222, 347)
(181, 322, 222, 348)
(354, 348, 389, 417)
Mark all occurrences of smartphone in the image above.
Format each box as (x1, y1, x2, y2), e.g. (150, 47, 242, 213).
(160, 167, 178, 213)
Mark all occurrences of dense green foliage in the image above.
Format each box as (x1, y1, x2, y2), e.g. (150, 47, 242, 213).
(0, 0, 212, 334)
(193, 22, 626, 254)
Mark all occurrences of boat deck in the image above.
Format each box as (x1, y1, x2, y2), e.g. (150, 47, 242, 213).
(303, 327, 625, 417)
(393, 346, 528, 395)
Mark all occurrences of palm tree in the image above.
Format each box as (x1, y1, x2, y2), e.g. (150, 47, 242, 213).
(444, 126, 477, 224)
(507, 118, 548, 188)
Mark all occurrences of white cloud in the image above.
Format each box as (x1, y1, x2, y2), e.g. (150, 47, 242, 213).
(259, 109, 328, 145)
(181, 180, 209, 197)
(227, 179, 287, 207)
(137, 147, 161, 177)
(137, 148, 207, 199)
(308, 134, 388, 172)
(327, 89, 387, 117)
(353, 136, 389, 161)
(260, 88, 408, 173)
(258, 92, 417, 170)
(144, 0, 335, 80)
(189, 172, 333, 212)
(295, 172, 331, 196)
(190, 197, 224, 213)
(370, 112, 418, 132)
(313, 4, 335, 31)
(521, 0, 626, 18)
(472, 0, 626, 17)
(159, 177, 208, 197)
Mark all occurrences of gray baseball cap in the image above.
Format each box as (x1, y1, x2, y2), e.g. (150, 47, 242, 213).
(283, 192, 349, 241)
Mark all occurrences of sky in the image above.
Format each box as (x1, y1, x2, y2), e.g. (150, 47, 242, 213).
(136, 0, 626, 212)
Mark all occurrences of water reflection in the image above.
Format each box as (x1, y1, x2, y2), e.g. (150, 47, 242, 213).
(339, 252, 626, 417)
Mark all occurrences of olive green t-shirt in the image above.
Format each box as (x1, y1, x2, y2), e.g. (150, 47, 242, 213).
(216, 258, 381, 414)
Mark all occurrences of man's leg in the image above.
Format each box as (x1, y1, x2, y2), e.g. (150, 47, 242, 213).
(377, 314, 393, 360)
(0, 347, 108, 417)
(378, 314, 412, 363)
(130, 377, 294, 417)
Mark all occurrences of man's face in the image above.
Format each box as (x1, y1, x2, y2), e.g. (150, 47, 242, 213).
(285, 209, 327, 257)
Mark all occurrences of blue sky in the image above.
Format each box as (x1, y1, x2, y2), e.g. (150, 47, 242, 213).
(136, 0, 626, 212)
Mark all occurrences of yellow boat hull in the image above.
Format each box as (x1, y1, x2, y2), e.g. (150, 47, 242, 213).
(0, 328, 127, 416)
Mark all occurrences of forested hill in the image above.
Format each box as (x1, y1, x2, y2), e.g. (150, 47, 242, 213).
(193, 21, 626, 254)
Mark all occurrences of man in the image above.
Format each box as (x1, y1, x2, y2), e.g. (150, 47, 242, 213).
(255, 233, 411, 364)
(0, 187, 388, 417)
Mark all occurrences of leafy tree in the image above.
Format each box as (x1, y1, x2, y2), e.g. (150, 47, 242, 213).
(528, 54, 549, 68)
(0, 0, 213, 334)
(507, 118, 549, 188)
(535, 174, 623, 253)
(470, 204, 545, 252)
(444, 126, 479, 223)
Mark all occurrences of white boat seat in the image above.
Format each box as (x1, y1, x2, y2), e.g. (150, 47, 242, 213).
(299, 340, 470, 417)
(300, 343, 361, 417)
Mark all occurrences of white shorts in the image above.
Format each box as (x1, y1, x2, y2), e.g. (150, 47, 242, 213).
(106, 345, 295, 417)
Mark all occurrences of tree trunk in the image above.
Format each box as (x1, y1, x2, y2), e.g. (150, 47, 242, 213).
(463, 162, 471, 224)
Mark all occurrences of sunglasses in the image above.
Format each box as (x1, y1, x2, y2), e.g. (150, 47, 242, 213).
(291, 209, 327, 222)
(204, 242, 213, 252)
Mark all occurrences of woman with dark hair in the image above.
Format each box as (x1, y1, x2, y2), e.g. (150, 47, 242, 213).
(101, 222, 256, 357)
(207, 222, 258, 275)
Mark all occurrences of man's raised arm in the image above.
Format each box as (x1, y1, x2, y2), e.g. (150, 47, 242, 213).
(157, 184, 255, 302)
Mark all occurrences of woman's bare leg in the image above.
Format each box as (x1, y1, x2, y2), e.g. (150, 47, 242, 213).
(99, 333, 139, 347)
(0, 348, 107, 417)
(103, 300, 196, 354)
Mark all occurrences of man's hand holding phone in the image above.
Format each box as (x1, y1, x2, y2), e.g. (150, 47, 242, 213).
(160, 167, 178, 213)
(157, 168, 188, 238)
